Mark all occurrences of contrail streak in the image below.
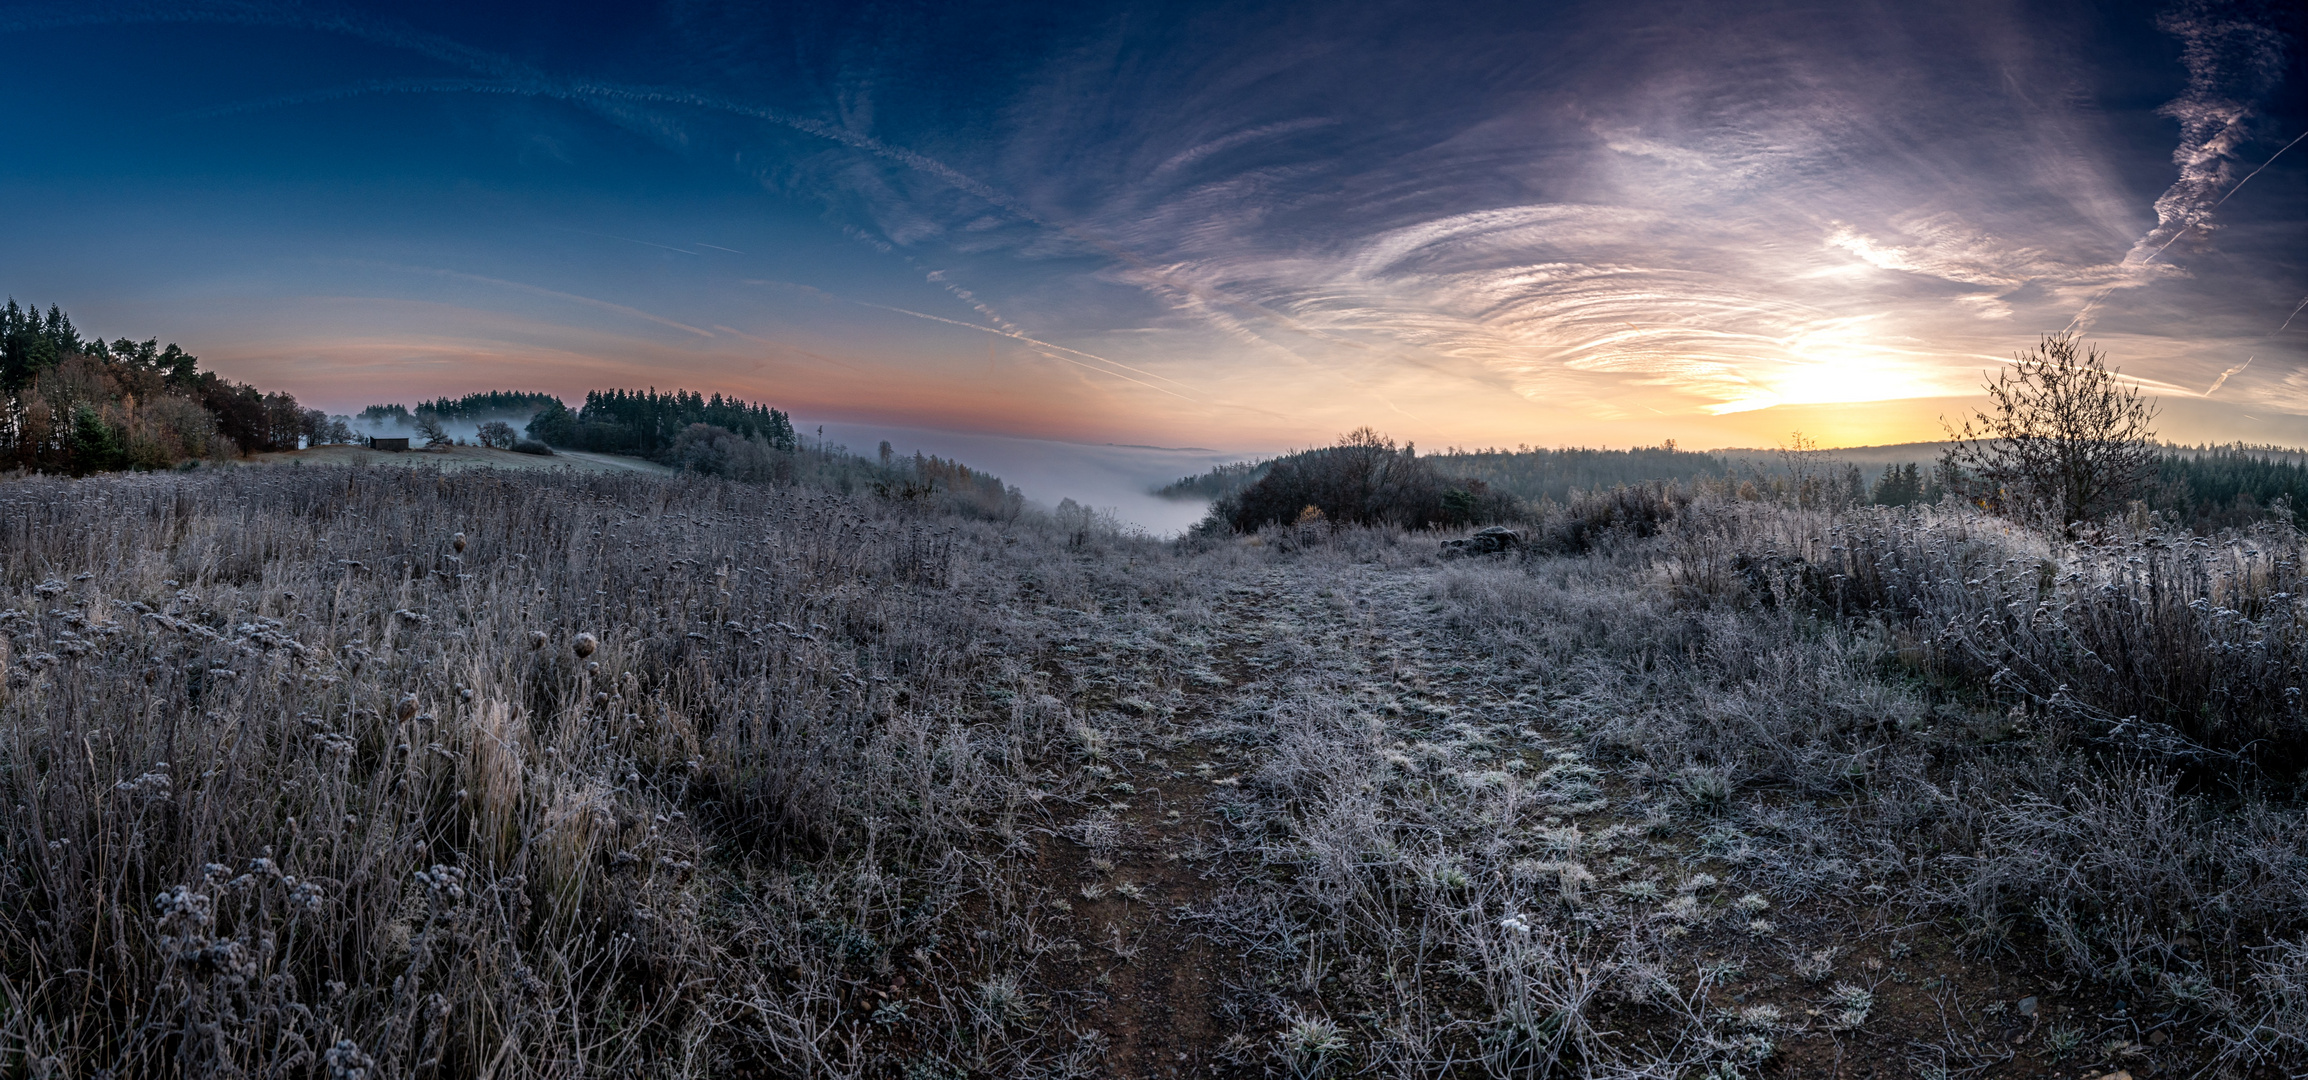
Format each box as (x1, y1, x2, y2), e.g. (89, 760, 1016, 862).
(2060, 124, 2289, 340)
(552, 227, 699, 256)
(187, 74, 1365, 378)
(2064, 5, 2288, 337)
(39, 0, 1601, 397)
(2274, 296, 2308, 336)
(2208, 128, 2307, 212)
(853, 302, 1198, 400)
(2204, 356, 2250, 397)
(354, 261, 719, 338)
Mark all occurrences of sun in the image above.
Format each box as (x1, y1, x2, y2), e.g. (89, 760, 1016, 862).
(1704, 318, 1975, 415)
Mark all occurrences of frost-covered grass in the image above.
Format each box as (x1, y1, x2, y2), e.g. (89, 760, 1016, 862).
(0, 466, 1201, 1078)
(2, 472, 2301, 1076)
(1172, 505, 2307, 1076)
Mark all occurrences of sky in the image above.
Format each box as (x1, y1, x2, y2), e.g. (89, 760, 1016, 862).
(2, 0, 2305, 470)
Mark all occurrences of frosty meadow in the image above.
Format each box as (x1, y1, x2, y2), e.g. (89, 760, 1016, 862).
(6, 0, 2307, 1072)
(1, 398, 2305, 1077)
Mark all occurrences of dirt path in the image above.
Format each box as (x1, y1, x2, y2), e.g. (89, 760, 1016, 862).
(1025, 560, 1454, 1078)
(1024, 549, 2110, 1079)
(1029, 574, 1280, 1078)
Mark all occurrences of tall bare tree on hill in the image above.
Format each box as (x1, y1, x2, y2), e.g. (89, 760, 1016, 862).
(1943, 334, 2158, 532)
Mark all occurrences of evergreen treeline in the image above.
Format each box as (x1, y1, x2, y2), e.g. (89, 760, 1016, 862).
(1159, 460, 1267, 500)
(525, 388, 797, 457)
(1423, 444, 1727, 503)
(1866, 463, 1936, 507)
(415, 391, 563, 420)
(658, 422, 1023, 519)
(2148, 448, 2308, 528)
(1180, 437, 2308, 535)
(1, 299, 333, 474)
(1850, 448, 2308, 527)
(4, 302, 201, 390)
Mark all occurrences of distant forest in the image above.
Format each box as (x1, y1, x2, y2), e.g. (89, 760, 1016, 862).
(524, 389, 797, 457)
(1165, 439, 2308, 531)
(0, 299, 331, 473)
(527, 389, 1020, 518)
(1160, 443, 1728, 505)
(350, 387, 799, 459)
(1429, 444, 1729, 502)
(2147, 447, 2308, 529)
(357, 391, 564, 427)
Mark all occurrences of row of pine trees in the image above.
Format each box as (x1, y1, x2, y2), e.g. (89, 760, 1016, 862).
(524, 388, 796, 456)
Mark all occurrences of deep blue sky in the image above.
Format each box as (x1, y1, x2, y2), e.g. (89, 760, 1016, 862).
(2, 0, 2303, 450)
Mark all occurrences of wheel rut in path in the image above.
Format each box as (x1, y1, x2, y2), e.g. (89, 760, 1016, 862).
(1032, 564, 1443, 1078)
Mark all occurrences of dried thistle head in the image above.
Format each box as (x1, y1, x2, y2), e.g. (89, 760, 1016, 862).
(395, 693, 419, 721)
(528, 631, 548, 650)
(452, 532, 468, 553)
(573, 632, 598, 659)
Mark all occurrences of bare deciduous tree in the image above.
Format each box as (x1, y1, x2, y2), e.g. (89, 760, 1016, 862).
(1776, 430, 1844, 508)
(1943, 334, 2158, 530)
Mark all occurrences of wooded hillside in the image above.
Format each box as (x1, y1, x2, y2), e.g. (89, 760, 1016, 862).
(1, 300, 328, 473)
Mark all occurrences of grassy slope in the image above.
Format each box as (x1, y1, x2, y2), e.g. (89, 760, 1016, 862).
(251, 444, 677, 475)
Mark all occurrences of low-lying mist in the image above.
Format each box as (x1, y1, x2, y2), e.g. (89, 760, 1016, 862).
(344, 414, 528, 447)
(337, 410, 1245, 534)
(814, 421, 1248, 535)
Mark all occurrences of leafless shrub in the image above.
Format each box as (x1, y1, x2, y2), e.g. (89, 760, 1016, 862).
(8, 441, 2302, 1075)
(2218, 936, 2308, 1065)
(1943, 334, 2159, 531)
(1213, 427, 1514, 533)
(1526, 481, 1690, 555)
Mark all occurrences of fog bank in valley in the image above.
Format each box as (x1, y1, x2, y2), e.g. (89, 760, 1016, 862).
(813, 421, 1249, 536)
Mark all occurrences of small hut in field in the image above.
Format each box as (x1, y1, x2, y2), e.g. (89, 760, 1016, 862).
(369, 436, 410, 452)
